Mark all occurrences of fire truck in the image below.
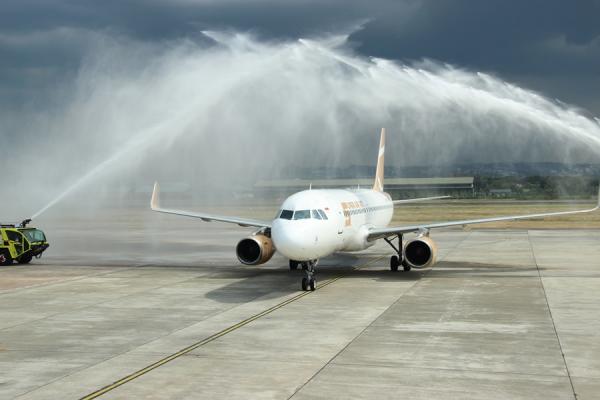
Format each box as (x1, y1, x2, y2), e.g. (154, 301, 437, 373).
(0, 220, 49, 265)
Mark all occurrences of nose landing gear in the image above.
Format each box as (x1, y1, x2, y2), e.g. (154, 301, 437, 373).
(300, 259, 317, 291)
(385, 234, 411, 272)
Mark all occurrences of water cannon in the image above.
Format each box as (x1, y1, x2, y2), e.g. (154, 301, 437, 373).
(19, 219, 32, 228)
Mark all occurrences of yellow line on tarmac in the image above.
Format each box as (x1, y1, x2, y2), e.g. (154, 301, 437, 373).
(80, 255, 385, 399)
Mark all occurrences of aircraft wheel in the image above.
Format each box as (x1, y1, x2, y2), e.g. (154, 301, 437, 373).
(301, 277, 308, 291)
(18, 254, 32, 264)
(289, 260, 299, 270)
(0, 250, 12, 266)
(403, 261, 411, 272)
(390, 255, 399, 271)
(309, 278, 316, 291)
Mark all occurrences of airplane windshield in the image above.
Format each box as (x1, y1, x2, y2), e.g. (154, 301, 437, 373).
(279, 210, 293, 220)
(293, 210, 311, 220)
(280, 209, 327, 220)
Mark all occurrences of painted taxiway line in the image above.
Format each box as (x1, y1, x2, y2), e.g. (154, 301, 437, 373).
(80, 255, 386, 399)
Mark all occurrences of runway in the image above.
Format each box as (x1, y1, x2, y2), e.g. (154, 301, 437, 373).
(1, 214, 599, 399)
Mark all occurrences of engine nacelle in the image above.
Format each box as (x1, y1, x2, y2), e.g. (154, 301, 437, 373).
(236, 234, 275, 265)
(403, 236, 437, 269)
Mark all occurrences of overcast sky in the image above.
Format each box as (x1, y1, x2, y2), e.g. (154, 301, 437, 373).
(1, 0, 599, 114)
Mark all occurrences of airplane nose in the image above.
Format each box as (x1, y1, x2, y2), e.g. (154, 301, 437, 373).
(272, 220, 317, 261)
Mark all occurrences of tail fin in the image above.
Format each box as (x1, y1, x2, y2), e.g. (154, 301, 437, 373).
(373, 128, 385, 192)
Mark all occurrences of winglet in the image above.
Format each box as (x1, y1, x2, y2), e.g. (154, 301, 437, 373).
(151, 182, 160, 210)
(372, 128, 385, 192)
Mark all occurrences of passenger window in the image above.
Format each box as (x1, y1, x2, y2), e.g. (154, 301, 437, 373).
(279, 210, 293, 220)
(318, 209, 328, 220)
(311, 210, 322, 220)
(293, 210, 311, 220)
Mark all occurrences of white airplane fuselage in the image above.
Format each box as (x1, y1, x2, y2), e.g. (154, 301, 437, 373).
(150, 127, 600, 292)
(271, 188, 393, 261)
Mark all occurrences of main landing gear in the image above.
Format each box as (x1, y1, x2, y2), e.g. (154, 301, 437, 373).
(299, 260, 317, 291)
(384, 234, 411, 272)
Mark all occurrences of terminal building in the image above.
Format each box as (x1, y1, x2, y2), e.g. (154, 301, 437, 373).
(254, 177, 475, 199)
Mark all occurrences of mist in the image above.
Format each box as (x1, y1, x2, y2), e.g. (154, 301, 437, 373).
(1, 31, 600, 220)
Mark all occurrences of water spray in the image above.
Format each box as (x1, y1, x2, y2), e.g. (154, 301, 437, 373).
(11, 31, 600, 220)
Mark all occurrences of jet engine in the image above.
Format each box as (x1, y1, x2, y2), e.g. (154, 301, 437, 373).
(404, 236, 437, 269)
(236, 234, 275, 265)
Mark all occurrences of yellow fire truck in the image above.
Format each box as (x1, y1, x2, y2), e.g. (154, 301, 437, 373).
(0, 220, 49, 265)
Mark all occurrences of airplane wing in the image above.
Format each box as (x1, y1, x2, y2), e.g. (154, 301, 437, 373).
(392, 196, 450, 205)
(150, 182, 271, 228)
(368, 188, 600, 241)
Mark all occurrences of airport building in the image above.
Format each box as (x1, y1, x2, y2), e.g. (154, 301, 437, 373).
(254, 177, 475, 199)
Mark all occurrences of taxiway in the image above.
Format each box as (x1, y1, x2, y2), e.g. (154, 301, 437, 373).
(0, 212, 598, 399)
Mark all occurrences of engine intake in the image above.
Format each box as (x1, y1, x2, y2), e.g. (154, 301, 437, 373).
(236, 234, 275, 265)
(404, 236, 437, 269)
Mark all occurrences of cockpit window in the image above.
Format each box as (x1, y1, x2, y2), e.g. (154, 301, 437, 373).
(281, 209, 328, 220)
(293, 210, 311, 220)
(279, 210, 293, 220)
(318, 209, 328, 220)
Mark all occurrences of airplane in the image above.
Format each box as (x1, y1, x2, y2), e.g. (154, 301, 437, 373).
(151, 128, 600, 291)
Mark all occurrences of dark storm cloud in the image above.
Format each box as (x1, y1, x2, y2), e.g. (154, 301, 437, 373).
(351, 0, 600, 75)
(1, 0, 378, 40)
(1, 0, 599, 113)
(0, 0, 382, 109)
(349, 0, 600, 113)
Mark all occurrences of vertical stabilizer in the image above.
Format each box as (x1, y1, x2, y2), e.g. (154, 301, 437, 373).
(373, 128, 385, 192)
